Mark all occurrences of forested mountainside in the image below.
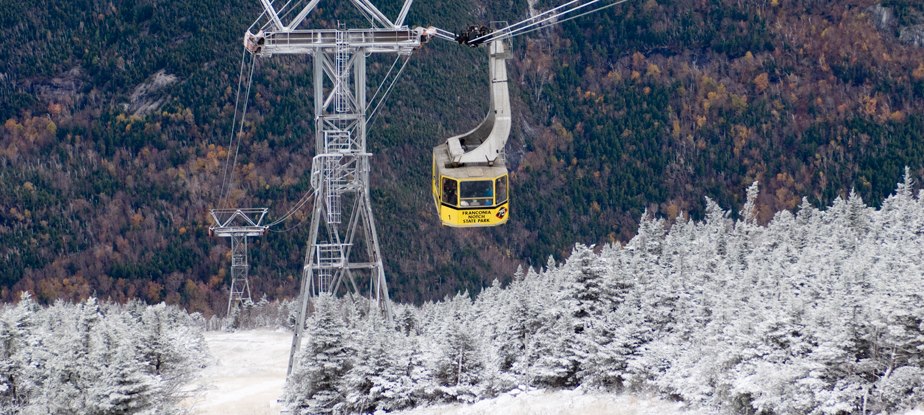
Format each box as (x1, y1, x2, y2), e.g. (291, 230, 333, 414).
(2, 0, 924, 314)
(285, 179, 924, 414)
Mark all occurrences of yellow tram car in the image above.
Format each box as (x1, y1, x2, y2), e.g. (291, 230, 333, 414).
(430, 38, 511, 227)
(432, 145, 509, 227)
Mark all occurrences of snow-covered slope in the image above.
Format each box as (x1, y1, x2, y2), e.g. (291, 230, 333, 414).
(181, 329, 290, 415)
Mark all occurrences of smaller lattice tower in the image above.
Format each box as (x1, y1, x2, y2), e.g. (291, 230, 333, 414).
(209, 208, 268, 315)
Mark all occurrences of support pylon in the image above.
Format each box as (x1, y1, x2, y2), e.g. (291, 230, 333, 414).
(208, 208, 268, 315)
(244, 0, 426, 377)
(286, 36, 392, 376)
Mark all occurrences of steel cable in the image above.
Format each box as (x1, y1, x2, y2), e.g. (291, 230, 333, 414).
(367, 56, 401, 111)
(475, 0, 584, 43)
(474, 0, 606, 44)
(220, 55, 257, 208)
(502, 0, 629, 41)
(366, 55, 412, 128)
(218, 51, 250, 207)
(267, 189, 317, 228)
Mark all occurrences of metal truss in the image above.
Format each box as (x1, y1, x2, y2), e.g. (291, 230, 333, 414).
(209, 208, 269, 315)
(247, 0, 423, 376)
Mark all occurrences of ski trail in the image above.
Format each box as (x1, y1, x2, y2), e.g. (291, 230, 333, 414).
(181, 329, 291, 415)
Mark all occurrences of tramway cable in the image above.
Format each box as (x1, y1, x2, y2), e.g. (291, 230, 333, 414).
(217, 50, 248, 207)
(493, 0, 632, 42)
(218, 52, 257, 208)
(367, 55, 413, 129)
(462, 0, 631, 46)
(266, 189, 318, 228)
(367, 57, 401, 110)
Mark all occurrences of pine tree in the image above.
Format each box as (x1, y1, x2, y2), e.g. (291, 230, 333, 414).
(528, 306, 579, 388)
(88, 327, 161, 415)
(0, 296, 205, 414)
(285, 294, 353, 414)
(494, 266, 543, 384)
(367, 331, 416, 412)
(431, 293, 485, 403)
(0, 292, 38, 412)
(340, 308, 411, 413)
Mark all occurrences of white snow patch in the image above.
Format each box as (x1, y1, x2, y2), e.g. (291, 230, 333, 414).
(181, 329, 291, 415)
(389, 388, 702, 415)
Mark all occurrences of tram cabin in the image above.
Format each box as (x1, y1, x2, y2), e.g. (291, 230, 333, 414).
(431, 143, 509, 227)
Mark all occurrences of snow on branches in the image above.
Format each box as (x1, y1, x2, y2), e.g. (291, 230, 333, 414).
(0, 295, 207, 414)
(285, 176, 924, 414)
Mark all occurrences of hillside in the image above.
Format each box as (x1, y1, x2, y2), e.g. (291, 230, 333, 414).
(2, 0, 924, 313)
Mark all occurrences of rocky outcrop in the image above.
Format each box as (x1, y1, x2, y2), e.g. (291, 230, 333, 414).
(869, 4, 924, 48)
(868, 4, 894, 31)
(24, 67, 86, 111)
(123, 69, 177, 116)
(899, 25, 924, 47)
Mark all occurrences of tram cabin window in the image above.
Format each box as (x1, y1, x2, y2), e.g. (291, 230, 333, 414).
(460, 180, 493, 207)
(496, 175, 508, 204)
(442, 178, 458, 206)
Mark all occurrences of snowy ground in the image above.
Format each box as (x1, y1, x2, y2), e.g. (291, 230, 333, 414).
(390, 388, 701, 415)
(181, 329, 290, 415)
(182, 329, 924, 415)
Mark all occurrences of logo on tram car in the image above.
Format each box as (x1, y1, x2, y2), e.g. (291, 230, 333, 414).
(496, 207, 507, 219)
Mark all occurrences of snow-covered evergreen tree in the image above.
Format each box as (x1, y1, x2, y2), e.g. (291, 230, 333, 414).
(492, 266, 544, 388)
(285, 294, 353, 414)
(429, 293, 485, 403)
(340, 307, 416, 413)
(88, 328, 160, 415)
(268, 173, 924, 412)
(0, 296, 206, 415)
(0, 293, 38, 413)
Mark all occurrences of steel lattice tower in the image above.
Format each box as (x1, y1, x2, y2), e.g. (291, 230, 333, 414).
(245, 0, 424, 375)
(208, 208, 268, 315)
